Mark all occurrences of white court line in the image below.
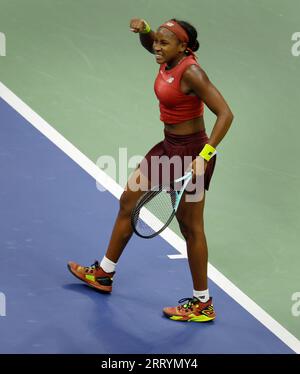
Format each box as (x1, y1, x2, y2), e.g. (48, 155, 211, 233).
(1, 81, 299, 354)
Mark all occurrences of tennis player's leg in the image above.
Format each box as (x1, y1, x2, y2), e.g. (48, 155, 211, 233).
(163, 192, 216, 321)
(68, 167, 149, 292)
(105, 167, 150, 262)
(176, 192, 208, 291)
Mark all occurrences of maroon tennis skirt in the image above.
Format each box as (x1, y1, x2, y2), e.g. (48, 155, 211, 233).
(139, 129, 216, 191)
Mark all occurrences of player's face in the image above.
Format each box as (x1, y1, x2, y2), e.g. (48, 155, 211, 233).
(153, 28, 186, 65)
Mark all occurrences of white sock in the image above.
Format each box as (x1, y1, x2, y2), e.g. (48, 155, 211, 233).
(193, 289, 209, 303)
(100, 256, 117, 273)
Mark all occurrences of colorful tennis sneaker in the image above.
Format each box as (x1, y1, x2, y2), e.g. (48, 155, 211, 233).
(67, 260, 114, 293)
(163, 297, 216, 322)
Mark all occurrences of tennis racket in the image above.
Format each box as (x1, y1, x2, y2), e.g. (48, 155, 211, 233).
(131, 170, 193, 239)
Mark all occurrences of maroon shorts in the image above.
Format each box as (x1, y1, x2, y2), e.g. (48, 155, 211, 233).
(139, 129, 216, 191)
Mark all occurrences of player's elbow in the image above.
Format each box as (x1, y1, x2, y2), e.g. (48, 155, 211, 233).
(227, 110, 234, 124)
(217, 108, 234, 126)
(222, 108, 234, 126)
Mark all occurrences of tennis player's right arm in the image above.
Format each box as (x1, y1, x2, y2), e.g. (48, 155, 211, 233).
(129, 18, 155, 54)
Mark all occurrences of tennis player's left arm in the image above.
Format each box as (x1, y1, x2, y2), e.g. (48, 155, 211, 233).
(183, 65, 234, 148)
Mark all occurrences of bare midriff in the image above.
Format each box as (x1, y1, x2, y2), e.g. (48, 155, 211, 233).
(164, 116, 205, 135)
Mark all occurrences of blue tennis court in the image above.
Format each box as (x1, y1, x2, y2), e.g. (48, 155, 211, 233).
(0, 97, 295, 354)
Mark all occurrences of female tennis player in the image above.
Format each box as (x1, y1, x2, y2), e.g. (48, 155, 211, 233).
(68, 18, 233, 322)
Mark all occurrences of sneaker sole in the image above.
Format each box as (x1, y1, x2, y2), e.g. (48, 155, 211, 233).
(164, 313, 215, 322)
(67, 264, 112, 293)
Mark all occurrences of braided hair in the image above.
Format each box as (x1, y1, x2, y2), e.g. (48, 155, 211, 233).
(171, 19, 200, 55)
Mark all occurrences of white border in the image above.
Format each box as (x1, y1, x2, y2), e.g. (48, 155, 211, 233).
(1, 81, 299, 354)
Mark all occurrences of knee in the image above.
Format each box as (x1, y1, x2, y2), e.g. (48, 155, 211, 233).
(187, 226, 205, 240)
(178, 221, 189, 240)
(179, 221, 205, 240)
(119, 191, 133, 216)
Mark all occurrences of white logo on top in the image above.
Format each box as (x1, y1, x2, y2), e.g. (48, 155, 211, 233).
(160, 71, 175, 83)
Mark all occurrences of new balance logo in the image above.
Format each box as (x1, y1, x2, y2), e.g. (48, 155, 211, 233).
(160, 71, 175, 83)
(202, 306, 214, 316)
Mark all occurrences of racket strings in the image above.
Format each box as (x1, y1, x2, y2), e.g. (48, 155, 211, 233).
(132, 186, 177, 237)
